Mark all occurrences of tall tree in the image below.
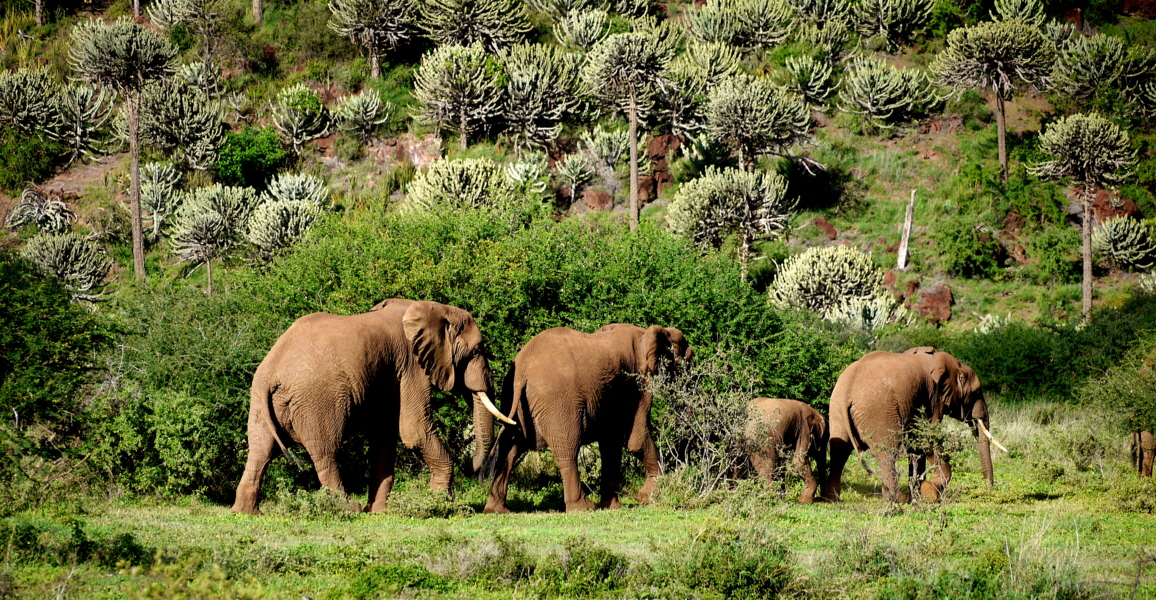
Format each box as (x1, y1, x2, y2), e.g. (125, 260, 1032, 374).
(1030, 113, 1136, 322)
(327, 0, 417, 78)
(584, 27, 675, 231)
(931, 19, 1055, 182)
(70, 18, 177, 281)
(413, 43, 505, 150)
(706, 74, 810, 171)
(420, 0, 530, 53)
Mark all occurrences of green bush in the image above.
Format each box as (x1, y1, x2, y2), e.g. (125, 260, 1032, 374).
(537, 537, 630, 596)
(651, 526, 795, 599)
(341, 564, 452, 598)
(0, 519, 152, 568)
(932, 213, 1007, 279)
(215, 126, 287, 189)
(0, 251, 116, 463)
(0, 126, 66, 192)
(1025, 226, 1080, 284)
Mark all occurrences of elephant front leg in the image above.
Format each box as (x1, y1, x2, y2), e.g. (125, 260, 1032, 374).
(400, 379, 454, 493)
(1141, 431, 1155, 478)
(919, 452, 952, 502)
(231, 425, 278, 515)
(556, 445, 595, 512)
(633, 433, 661, 504)
(596, 440, 624, 509)
(793, 451, 818, 504)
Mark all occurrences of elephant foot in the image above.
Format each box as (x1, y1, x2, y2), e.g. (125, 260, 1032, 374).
(483, 500, 510, 514)
(565, 497, 595, 512)
(230, 505, 261, 515)
(797, 493, 815, 505)
(919, 481, 941, 502)
(894, 490, 911, 504)
(635, 479, 657, 505)
(596, 496, 623, 510)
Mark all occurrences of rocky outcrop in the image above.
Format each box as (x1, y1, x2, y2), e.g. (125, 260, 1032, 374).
(913, 284, 953, 324)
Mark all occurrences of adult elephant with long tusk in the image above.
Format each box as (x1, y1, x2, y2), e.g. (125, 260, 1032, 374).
(483, 323, 691, 513)
(231, 299, 509, 515)
(822, 347, 1004, 503)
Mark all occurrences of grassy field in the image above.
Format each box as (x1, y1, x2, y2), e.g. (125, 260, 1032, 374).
(3, 402, 1154, 599)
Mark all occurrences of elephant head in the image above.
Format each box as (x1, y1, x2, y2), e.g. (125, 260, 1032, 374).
(381, 300, 511, 473)
(904, 347, 1003, 489)
(638, 326, 692, 375)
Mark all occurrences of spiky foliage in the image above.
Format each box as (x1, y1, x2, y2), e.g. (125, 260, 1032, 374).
(783, 54, 834, 106)
(0, 68, 58, 133)
(169, 209, 226, 293)
(147, 0, 224, 75)
(581, 124, 629, 169)
(555, 152, 595, 204)
(1094, 216, 1156, 271)
(413, 43, 505, 151)
(174, 184, 260, 247)
(70, 17, 177, 282)
(554, 8, 609, 51)
(585, 28, 676, 229)
(1044, 20, 1078, 51)
(48, 83, 115, 166)
(420, 0, 530, 54)
(504, 153, 550, 200)
(826, 293, 908, 331)
(991, 0, 1044, 25)
(931, 19, 1054, 181)
(1121, 47, 1156, 113)
(706, 74, 810, 170)
(838, 57, 935, 130)
(800, 17, 850, 62)
(1052, 34, 1127, 102)
(667, 166, 794, 280)
(5, 187, 76, 233)
(685, 0, 793, 49)
(406, 158, 512, 210)
(769, 245, 888, 318)
(140, 162, 181, 241)
(652, 62, 708, 139)
(611, 0, 649, 17)
(327, 0, 417, 78)
(679, 42, 741, 87)
(854, 0, 933, 47)
(265, 172, 328, 207)
(788, 0, 849, 25)
(1031, 113, 1136, 322)
(499, 44, 585, 150)
(246, 200, 321, 259)
(177, 61, 216, 93)
(334, 89, 392, 142)
(21, 234, 110, 301)
(273, 84, 331, 157)
(137, 79, 225, 170)
(530, 0, 605, 18)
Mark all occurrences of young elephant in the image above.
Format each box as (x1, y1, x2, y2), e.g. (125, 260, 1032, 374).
(746, 398, 828, 504)
(484, 324, 691, 513)
(823, 348, 1003, 503)
(231, 299, 509, 515)
(1134, 431, 1154, 477)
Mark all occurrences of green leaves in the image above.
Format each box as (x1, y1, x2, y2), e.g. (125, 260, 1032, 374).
(69, 18, 177, 93)
(706, 74, 809, 169)
(1031, 113, 1136, 188)
(413, 43, 505, 149)
(419, 0, 530, 53)
(931, 19, 1054, 101)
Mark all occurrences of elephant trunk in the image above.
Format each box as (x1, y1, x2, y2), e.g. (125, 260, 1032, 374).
(472, 392, 495, 476)
(978, 432, 993, 489)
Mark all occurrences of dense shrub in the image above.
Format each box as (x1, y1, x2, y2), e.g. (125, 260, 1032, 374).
(0, 252, 116, 463)
(214, 126, 287, 189)
(932, 213, 1006, 279)
(650, 526, 794, 599)
(0, 126, 65, 192)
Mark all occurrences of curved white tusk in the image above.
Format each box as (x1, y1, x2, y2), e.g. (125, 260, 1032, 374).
(476, 392, 516, 426)
(978, 420, 1008, 453)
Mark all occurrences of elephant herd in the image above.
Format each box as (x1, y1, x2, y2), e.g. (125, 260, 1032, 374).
(229, 299, 1010, 515)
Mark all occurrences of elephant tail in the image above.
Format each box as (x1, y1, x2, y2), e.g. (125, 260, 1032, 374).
(845, 403, 875, 477)
(259, 383, 301, 468)
(483, 369, 523, 479)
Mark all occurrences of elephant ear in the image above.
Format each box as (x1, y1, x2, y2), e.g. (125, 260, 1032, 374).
(402, 301, 456, 392)
(638, 325, 672, 376)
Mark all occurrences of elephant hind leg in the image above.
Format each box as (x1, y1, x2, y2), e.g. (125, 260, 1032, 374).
(231, 423, 278, 515)
(1141, 431, 1154, 478)
(752, 447, 779, 490)
(484, 426, 527, 514)
(824, 438, 853, 502)
(596, 439, 624, 510)
(366, 415, 400, 513)
(554, 442, 594, 512)
(872, 447, 901, 503)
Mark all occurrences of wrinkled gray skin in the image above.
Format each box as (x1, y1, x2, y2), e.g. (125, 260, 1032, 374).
(823, 347, 992, 503)
(746, 398, 828, 504)
(484, 324, 691, 513)
(231, 299, 496, 515)
(1134, 431, 1154, 477)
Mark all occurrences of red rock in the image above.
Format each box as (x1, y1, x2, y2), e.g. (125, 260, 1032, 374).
(1008, 243, 1027, 265)
(647, 134, 680, 159)
(1123, 0, 1156, 17)
(313, 134, 336, 156)
(914, 285, 953, 324)
(883, 270, 896, 286)
(813, 217, 837, 240)
(638, 175, 657, 202)
(584, 189, 613, 210)
(1092, 188, 1142, 224)
(1003, 211, 1025, 236)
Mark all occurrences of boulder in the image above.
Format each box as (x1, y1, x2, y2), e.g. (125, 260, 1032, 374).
(913, 285, 953, 325)
(812, 217, 838, 240)
(584, 188, 613, 210)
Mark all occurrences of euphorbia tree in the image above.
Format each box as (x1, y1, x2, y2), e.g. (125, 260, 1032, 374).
(932, 18, 1054, 182)
(584, 27, 676, 230)
(327, 0, 417, 78)
(70, 18, 177, 281)
(1031, 113, 1136, 322)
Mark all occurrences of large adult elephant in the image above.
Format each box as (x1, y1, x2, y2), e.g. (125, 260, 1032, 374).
(231, 299, 512, 515)
(483, 324, 691, 513)
(823, 347, 1004, 503)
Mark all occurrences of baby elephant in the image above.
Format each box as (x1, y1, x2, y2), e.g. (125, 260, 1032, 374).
(746, 398, 828, 504)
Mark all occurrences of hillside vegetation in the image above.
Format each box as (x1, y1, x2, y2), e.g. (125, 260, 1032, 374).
(2, 0, 1156, 596)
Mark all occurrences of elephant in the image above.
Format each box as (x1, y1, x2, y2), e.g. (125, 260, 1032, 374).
(822, 347, 1003, 503)
(483, 324, 691, 514)
(746, 398, 828, 504)
(231, 299, 512, 515)
(1133, 431, 1154, 477)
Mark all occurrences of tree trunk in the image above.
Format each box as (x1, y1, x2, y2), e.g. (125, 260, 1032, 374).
(128, 93, 147, 281)
(35, 0, 42, 27)
(739, 230, 750, 283)
(253, 0, 262, 26)
(1082, 188, 1094, 323)
(897, 189, 915, 270)
(370, 46, 381, 79)
(738, 146, 747, 171)
(628, 93, 639, 232)
(206, 259, 213, 295)
(995, 95, 1008, 183)
(460, 108, 468, 151)
(133, 0, 140, 19)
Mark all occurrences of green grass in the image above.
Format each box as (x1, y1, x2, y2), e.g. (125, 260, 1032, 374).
(4, 402, 1154, 599)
